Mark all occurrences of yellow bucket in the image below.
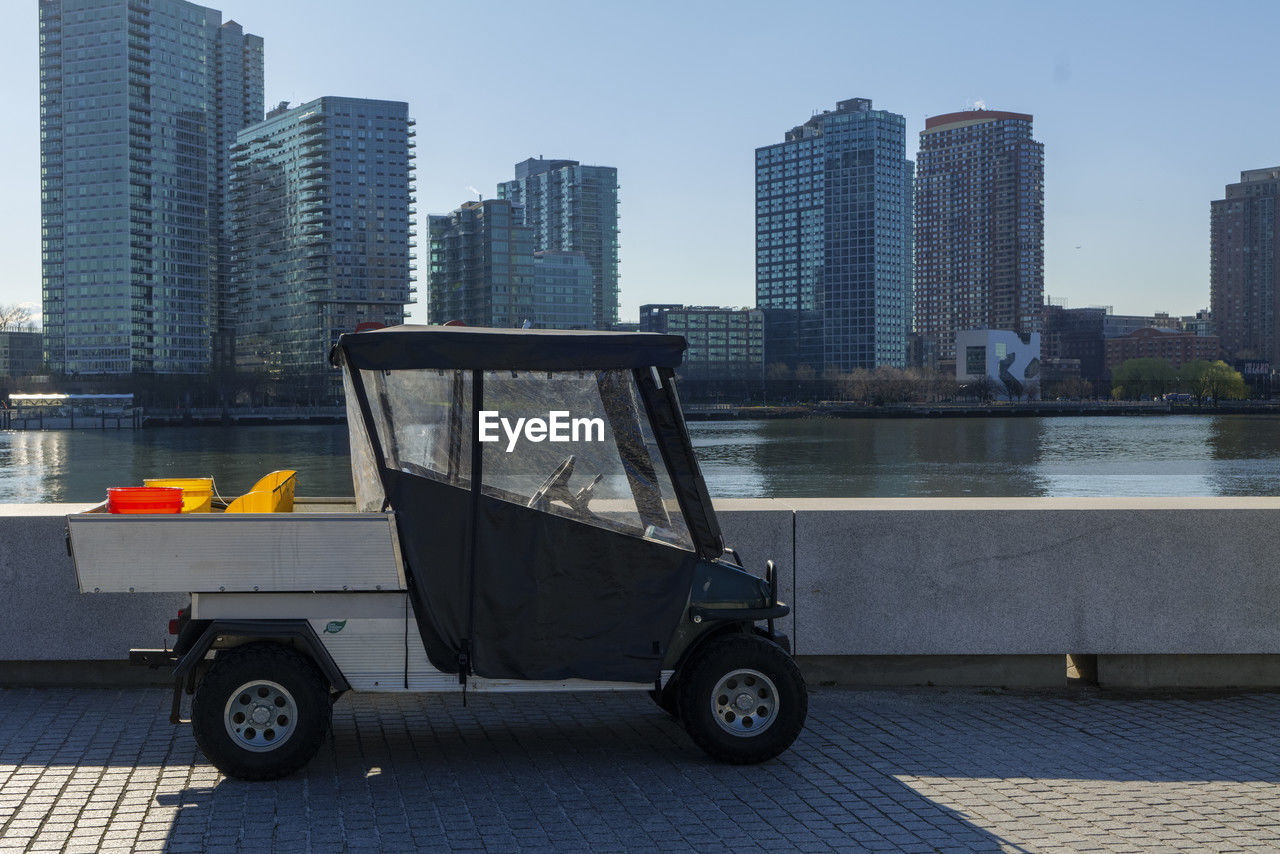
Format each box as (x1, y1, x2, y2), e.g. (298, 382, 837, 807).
(144, 477, 214, 513)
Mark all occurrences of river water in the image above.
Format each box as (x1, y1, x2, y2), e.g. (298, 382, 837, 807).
(2, 415, 1279, 503)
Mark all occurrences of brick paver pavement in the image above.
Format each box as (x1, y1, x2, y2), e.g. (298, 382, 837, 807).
(1, 686, 1279, 852)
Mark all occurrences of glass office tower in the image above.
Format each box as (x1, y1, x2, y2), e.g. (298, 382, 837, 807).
(39, 0, 263, 374)
(755, 98, 913, 373)
(230, 97, 415, 400)
(427, 201, 595, 330)
(427, 199, 538, 329)
(497, 158, 620, 329)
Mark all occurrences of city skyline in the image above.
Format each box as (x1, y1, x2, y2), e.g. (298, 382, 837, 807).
(10, 1, 1280, 329)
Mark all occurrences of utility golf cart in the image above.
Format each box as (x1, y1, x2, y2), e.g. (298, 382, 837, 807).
(68, 326, 807, 780)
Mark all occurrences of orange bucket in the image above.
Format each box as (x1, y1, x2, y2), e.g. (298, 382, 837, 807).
(107, 487, 183, 514)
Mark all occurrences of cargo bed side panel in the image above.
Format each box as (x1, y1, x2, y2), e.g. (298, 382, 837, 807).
(69, 513, 405, 593)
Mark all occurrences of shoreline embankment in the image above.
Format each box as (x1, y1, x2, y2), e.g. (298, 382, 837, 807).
(682, 400, 1280, 420)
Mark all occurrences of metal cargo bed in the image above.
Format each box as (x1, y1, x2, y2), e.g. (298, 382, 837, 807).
(68, 500, 404, 594)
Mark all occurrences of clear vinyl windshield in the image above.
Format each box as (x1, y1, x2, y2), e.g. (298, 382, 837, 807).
(358, 367, 693, 551)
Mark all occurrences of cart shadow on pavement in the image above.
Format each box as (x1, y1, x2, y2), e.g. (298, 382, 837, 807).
(149, 690, 1033, 853)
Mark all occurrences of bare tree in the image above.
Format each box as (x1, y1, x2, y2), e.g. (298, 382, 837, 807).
(847, 369, 873, 403)
(967, 375, 996, 402)
(0, 305, 32, 332)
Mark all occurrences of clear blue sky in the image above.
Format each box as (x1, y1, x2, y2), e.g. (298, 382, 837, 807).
(5, 0, 1279, 324)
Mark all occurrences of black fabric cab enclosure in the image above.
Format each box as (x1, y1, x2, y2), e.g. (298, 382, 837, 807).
(386, 470, 698, 682)
(333, 326, 724, 684)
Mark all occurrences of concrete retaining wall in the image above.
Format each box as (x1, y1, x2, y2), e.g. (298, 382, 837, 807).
(6, 498, 1280, 688)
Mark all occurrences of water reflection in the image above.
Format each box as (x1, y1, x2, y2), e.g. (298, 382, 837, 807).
(691, 418, 1049, 498)
(1206, 416, 1280, 497)
(0, 431, 80, 502)
(1033, 417, 1217, 497)
(691, 415, 1280, 498)
(4, 416, 1280, 502)
(0, 426, 351, 503)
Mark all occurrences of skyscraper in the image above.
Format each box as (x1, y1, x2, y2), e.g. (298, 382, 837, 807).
(497, 158, 620, 329)
(427, 200, 593, 330)
(755, 98, 913, 374)
(914, 109, 1044, 366)
(39, 0, 263, 374)
(230, 97, 415, 400)
(1211, 167, 1280, 367)
(428, 200, 536, 329)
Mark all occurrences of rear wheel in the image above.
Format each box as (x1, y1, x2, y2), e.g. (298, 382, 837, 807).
(191, 643, 331, 780)
(677, 634, 807, 764)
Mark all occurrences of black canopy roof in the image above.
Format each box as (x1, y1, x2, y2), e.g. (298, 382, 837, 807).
(333, 325, 687, 372)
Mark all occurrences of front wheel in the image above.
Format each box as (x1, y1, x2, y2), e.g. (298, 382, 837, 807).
(191, 643, 332, 780)
(677, 634, 807, 764)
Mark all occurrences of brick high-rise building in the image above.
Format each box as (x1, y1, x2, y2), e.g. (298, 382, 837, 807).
(915, 109, 1044, 366)
(1211, 167, 1280, 367)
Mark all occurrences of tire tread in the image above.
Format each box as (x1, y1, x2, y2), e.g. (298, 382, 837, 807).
(677, 633, 807, 764)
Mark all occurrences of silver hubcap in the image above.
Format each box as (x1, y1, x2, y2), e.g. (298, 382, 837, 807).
(224, 680, 297, 752)
(711, 668, 778, 737)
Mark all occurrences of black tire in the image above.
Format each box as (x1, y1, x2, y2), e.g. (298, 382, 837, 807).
(649, 682, 680, 718)
(191, 643, 331, 781)
(677, 634, 807, 764)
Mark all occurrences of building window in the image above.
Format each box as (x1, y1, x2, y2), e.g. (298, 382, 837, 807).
(966, 346, 986, 375)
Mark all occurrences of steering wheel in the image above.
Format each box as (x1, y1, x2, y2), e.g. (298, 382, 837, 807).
(528, 455, 576, 509)
(573, 473, 603, 513)
(527, 456, 604, 518)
